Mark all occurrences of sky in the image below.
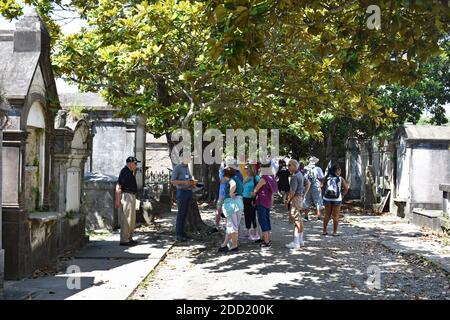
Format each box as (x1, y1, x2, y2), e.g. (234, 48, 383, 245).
(0, 4, 449, 118)
(0, 3, 82, 93)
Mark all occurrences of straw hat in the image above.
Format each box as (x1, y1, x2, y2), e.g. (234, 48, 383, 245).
(308, 156, 319, 165)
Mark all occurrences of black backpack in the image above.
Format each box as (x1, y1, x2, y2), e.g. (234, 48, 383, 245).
(324, 176, 341, 199)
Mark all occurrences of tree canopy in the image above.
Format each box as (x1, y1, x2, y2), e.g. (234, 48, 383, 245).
(1, 0, 449, 144)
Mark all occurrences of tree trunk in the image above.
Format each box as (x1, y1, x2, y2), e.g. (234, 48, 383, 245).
(198, 161, 219, 202)
(184, 197, 211, 234)
(325, 121, 338, 165)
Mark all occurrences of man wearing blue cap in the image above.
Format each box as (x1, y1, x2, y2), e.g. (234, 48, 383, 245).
(115, 156, 141, 246)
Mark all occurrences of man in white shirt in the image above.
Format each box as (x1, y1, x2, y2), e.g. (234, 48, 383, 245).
(303, 156, 325, 221)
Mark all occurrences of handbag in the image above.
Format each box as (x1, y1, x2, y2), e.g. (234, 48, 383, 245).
(251, 176, 258, 207)
(223, 196, 244, 217)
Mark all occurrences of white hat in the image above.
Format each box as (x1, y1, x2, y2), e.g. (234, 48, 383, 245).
(225, 157, 239, 170)
(308, 156, 319, 164)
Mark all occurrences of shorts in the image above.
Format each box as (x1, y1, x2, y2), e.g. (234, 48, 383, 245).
(323, 200, 342, 206)
(226, 212, 242, 234)
(289, 195, 304, 224)
(256, 205, 271, 232)
(304, 187, 324, 210)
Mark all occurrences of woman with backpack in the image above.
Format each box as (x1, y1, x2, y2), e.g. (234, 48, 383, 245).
(322, 164, 349, 236)
(218, 166, 244, 253)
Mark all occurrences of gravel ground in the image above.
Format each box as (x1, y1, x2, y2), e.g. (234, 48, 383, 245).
(131, 203, 450, 300)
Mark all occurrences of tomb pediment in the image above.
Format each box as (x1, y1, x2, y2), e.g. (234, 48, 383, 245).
(29, 64, 46, 98)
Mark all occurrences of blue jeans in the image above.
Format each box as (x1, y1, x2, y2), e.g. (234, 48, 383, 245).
(256, 205, 271, 232)
(176, 189, 192, 237)
(323, 200, 342, 206)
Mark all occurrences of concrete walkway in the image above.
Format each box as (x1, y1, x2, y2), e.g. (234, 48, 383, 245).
(344, 214, 450, 273)
(4, 214, 176, 300)
(4, 205, 449, 300)
(132, 205, 450, 300)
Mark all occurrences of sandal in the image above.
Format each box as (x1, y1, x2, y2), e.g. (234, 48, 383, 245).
(332, 233, 340, 236)
(322, 232, 328, 236)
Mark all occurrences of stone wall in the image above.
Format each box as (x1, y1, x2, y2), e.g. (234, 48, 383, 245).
(23, 212, 87, 277)
(145, 133, 171, 174)
(409, 146, 450, 213)
(91, 123, 135, 177)
(145, 147, 172, 174)
(81, 172, 119, 231)
(345, 138, 362, 199)
(56, 213, 88, 255)
(345, 138, 394, 206)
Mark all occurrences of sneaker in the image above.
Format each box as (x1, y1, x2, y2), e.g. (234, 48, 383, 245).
(285, 241, 300, 249)
(249, 234, 260, 241)
(260, 241, 272, 249)
(218, 246, 229, 253)
(229, 247, 239, 253)
(239, 233, 249, 240)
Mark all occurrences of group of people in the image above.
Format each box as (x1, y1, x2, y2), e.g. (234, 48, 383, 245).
(212, 156, 349, 252)
(113, 153, 349, 251)
(215, 158, 278, 252)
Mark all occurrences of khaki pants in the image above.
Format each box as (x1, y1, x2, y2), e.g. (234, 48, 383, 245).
(120, 193, 136, 243)
(289, 195, 304, 224)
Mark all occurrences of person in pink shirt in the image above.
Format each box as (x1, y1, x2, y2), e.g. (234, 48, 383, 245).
(253, 159, 278, 249)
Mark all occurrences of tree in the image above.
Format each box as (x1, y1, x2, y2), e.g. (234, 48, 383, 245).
(2, 0, 448, 232)
(204, 0, 449, 78)
(377, 40, 450, 126)
(51, 0, 302, 234)
(3, 1, 448, 128)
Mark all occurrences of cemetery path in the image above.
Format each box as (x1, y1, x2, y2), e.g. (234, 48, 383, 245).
(131, 204, 450, 300)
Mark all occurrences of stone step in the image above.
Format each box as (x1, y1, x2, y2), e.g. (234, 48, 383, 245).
(0, 34, 13, 41)
(411, 209, 445, 232)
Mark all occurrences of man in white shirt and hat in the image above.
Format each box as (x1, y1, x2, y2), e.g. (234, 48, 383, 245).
(303, 156, 324, 221)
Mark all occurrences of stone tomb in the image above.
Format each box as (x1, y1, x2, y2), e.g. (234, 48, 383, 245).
(0, 87, 11, 298)
(345, 124, 450, 230)
(0, 11, 91, 279)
